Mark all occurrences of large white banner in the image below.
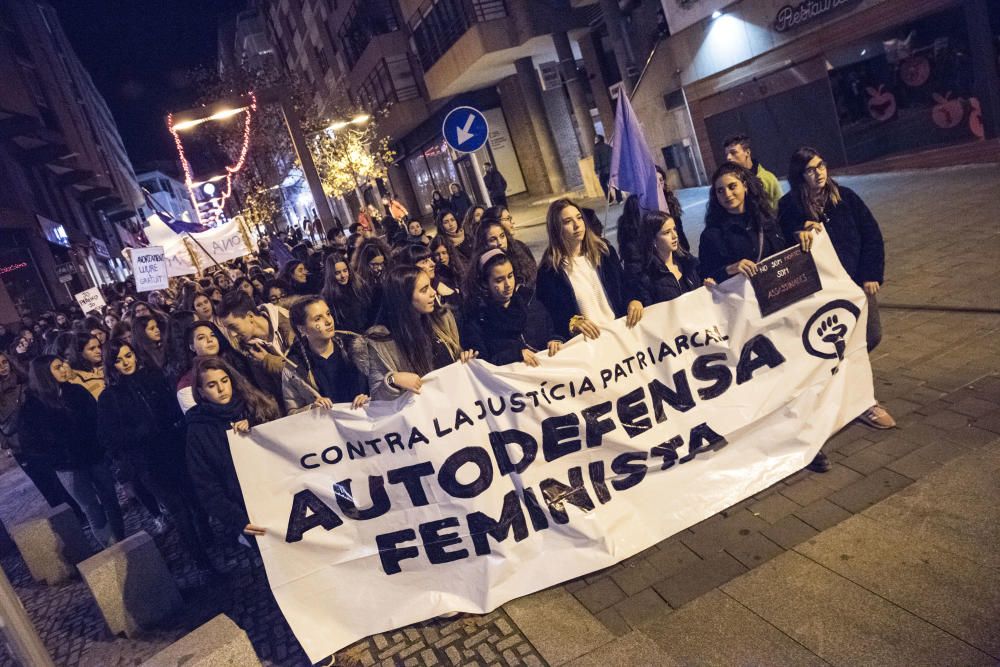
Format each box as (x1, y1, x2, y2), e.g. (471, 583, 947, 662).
(144, 213, 255, 276)
(231, 234, 873, 662)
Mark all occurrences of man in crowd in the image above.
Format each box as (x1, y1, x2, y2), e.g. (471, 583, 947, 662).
(592, 135, 620, 203)
(483, 161, 508, 207)
(217, 291, 294, 404)
(724, 134, 783, 212)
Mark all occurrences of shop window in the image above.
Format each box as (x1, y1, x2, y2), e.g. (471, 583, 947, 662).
(828, 8, 984, 164)
(0, 243, 51, 315)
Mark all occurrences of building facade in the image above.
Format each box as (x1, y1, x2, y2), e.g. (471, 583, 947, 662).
(253, 0, 647, 220)
(135, 169, 199, 226)
(633, 0, 1000, 183)
(0, 0, 143, 320)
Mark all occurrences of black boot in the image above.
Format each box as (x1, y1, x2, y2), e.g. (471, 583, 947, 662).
(806, 451, 831, 473)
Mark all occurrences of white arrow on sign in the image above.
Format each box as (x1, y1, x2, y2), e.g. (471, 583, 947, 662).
(456, 114, 476, 145)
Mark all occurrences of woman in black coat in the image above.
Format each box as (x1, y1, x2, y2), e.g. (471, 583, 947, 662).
(19, 355, 124, 546)
(779, 146, 894, 434)
(698, 163, 787, 284)
(186, 356, 281, 546)
(631, 211, 701, 306)
(535, 199, 643, 340)
(462, 249, 563, 366)
(98, 339, 213, 569)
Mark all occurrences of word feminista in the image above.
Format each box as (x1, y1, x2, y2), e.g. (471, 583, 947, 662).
(281, 332, 787, 575)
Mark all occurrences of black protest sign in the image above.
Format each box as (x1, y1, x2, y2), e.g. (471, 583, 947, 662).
(751, 246, 823, 317)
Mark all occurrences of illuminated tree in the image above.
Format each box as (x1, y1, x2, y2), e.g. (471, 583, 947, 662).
(239, 174, 282, 234)
(310, 115, 396, 206)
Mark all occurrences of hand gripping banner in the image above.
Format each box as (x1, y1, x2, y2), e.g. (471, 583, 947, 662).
(229, 233, 874, 662)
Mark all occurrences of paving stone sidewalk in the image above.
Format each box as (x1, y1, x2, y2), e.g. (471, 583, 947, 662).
(0, 166, 997, 666)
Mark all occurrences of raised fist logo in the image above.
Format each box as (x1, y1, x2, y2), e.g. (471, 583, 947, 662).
(803, 300, 862, 371)
(817, 314, 848, 361)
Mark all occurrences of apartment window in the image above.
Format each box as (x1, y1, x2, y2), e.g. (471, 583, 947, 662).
(338, 0, 399, 70)
(315, 44, 330, 73)
(356, 55, 419, 110)
(409, 0, 507, 71)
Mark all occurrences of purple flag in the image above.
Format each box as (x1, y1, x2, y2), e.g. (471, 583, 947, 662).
(609, 92, 667, 213)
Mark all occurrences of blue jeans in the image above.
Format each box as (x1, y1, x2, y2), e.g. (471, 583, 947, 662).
(56, 463, 125, 546)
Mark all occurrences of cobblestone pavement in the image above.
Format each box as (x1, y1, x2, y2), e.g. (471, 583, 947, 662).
(0, 165, 997, 666)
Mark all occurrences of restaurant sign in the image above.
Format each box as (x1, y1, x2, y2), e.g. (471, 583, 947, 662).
(774, 0, 861, 32)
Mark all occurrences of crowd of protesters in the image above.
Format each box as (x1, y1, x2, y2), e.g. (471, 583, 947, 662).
(0, 139, 893, 574)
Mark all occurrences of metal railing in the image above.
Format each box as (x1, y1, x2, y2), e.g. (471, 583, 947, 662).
(355, 55, 421, 111)
(408, 0, 507, 71)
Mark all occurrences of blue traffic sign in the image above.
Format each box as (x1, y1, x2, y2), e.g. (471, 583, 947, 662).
(442, 106, 489, 153)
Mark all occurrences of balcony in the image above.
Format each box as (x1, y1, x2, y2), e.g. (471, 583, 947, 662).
(406, 0, 590, 100)
(355, 55, 428, 139)
(408, 0, 508, 72)
(339, 0, 401, 70)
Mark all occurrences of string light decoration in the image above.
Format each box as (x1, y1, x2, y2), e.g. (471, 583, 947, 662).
(167, 92, 257, 227)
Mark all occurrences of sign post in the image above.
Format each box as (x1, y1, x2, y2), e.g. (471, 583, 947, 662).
(130, 246, 169, 292)
(443, 106, 492, 206)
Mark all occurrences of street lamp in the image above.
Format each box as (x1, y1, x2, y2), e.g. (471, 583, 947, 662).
(170, 107, 249, 132)
(324, 114, 371, 133)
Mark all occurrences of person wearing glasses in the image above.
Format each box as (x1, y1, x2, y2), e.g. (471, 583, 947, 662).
(779, 146, 895, 435)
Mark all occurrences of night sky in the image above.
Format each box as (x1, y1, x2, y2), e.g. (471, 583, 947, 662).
(49, 0, 248, 170)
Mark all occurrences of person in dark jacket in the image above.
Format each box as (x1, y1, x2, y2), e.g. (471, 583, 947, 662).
(282, 297, 369, 415)
(0, 352, 80, 516)
(616, 195, 645, 280)
(631, 211, 701, 306)
(98, 340, 213, 569)
(462, 249, 563, 366)
(186, 356, 280, 546)
(19, 355, 124, 546)
(430, 190, 451, 220)
(321, 253, 374, 334)
(483, 162, 508, 207)
(536, 199, 643, 340)
(436, 209, 472, 265)
(779, 146, 895, 436)
(698, 163, 788, 284)
(448, 182, 473, 223)
(655, 166, 690, 251)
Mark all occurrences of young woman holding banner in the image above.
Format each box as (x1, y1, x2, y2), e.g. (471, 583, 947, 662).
(364, 266, 475, 401)
(779, 146, 895, 432)
(186, 356, 280, 545)
(698, 163, 787, 285)
(282, 297, 369, 415)
(631, 211, 701, 306)
(536, 199, 642, 340)
(462, 249, 562, 367)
